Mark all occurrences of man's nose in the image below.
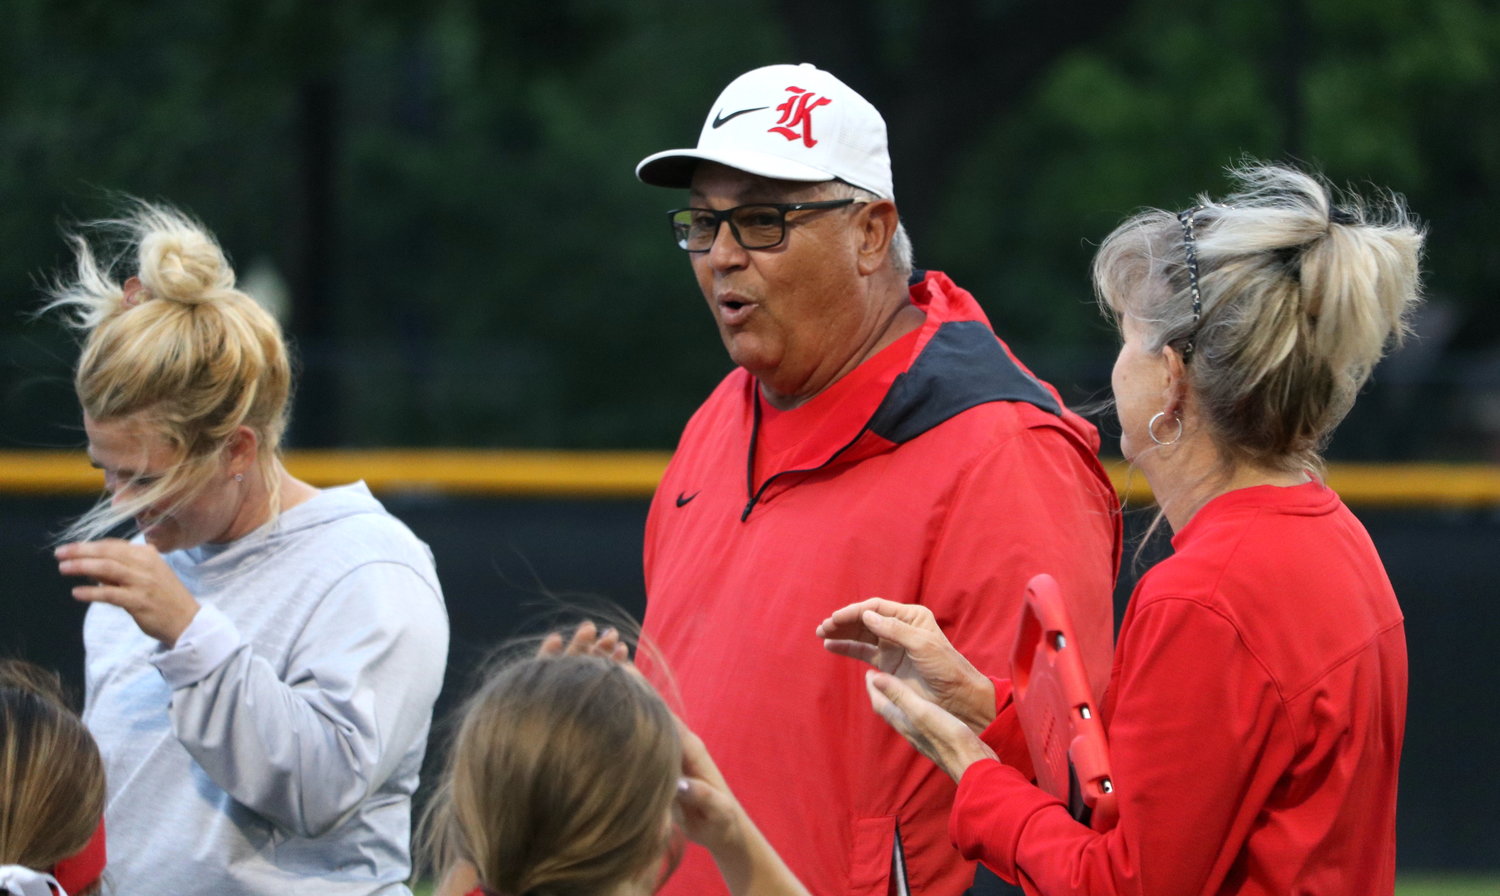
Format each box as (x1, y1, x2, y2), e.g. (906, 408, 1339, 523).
(705, 221, 747, 268)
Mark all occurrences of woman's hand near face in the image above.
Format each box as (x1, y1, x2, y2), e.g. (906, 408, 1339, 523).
(56, 539, 200, 646)
(674, 719, 742, 854)
(674, 717, 811, 896)
(817, 597, 997, 732)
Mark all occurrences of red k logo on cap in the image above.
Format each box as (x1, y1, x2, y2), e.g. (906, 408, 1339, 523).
(770, 86, 831, 147)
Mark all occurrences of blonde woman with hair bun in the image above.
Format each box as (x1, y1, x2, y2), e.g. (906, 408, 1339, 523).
(46, 200, 450, 896)
(820, 163, 1423, 894)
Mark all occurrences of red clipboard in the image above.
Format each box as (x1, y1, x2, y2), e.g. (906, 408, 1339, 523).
(1010, 572, 1117, 829)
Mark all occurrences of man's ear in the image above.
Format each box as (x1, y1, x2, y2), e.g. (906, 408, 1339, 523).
(855, 199, 898, 275)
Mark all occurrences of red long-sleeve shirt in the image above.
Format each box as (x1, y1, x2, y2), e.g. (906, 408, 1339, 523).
(953, 481, 1407, 895)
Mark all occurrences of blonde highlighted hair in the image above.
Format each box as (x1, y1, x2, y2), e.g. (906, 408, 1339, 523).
(423, 650, 683, 896)
(45, 201, 292, 542)
(1094, 162, 1425, 478)
(0, 660, 104, 882)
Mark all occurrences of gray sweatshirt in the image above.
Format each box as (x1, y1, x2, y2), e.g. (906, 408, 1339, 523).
(82, 482, 449, 895)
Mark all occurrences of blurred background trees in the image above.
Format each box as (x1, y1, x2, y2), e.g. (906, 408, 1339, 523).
(3, 0, 1497, 457)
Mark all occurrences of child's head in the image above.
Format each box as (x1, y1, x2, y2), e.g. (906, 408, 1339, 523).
(430, 653, 683, 896)
(0, 660, 105, 895)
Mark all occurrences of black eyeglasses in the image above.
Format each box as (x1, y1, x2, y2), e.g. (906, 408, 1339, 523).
(667, 199, 861, 252)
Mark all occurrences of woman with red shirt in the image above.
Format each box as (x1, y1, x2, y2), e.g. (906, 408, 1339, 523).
(818, 162, 1423, 895)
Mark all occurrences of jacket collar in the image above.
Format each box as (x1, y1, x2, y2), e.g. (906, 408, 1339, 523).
(743, 270, 1064, 511)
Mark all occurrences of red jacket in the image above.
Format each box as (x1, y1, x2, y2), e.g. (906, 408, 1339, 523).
(952, 482, 1407, 895)
(643, 271, 1121, 896)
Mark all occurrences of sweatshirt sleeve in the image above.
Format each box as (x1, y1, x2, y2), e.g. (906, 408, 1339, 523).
(950, 598, 1289, 896)
(152, 560, 449, 838)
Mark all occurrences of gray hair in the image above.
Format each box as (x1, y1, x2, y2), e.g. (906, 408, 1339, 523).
(819, 180, 914, 278)
(1093, 162, 1424, 477)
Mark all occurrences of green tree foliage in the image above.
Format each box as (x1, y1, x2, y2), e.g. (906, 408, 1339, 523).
(3, 0, 1496, 455)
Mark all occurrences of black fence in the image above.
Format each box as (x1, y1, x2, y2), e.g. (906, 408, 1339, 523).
(2, 492, 1495, 872)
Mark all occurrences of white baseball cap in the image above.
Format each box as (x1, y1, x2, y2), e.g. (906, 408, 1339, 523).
(636, 63, 894, 199)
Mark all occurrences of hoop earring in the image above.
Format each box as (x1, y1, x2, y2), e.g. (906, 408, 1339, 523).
(1148, 411, 1182, 446)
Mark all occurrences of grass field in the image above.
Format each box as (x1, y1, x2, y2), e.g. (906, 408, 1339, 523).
(1397, 874, 1500, 895)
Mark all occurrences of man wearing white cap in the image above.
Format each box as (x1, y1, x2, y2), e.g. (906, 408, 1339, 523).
(636, 64, 1120, 896)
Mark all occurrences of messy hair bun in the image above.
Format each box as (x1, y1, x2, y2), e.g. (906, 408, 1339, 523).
(45, 200, 292, 542)
(136, 206, 238, 306)
(1093, 162, 1425, 476)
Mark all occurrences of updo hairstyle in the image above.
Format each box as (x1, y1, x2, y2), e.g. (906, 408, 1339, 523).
(1093, 163, 1424, 476)
(46, 201, 292, 542)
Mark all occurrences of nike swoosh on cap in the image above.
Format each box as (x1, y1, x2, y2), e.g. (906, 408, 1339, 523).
(675, 491, 700, 507)
(712, 106, 768, 128)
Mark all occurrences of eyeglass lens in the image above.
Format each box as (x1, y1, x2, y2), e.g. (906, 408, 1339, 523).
(670, 206, 788, 251)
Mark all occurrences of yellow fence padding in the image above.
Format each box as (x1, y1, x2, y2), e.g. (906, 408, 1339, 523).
(2, 451, 1498, 507)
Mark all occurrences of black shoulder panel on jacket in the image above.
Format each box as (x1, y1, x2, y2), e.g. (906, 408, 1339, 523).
(868, 320, 1062, 444)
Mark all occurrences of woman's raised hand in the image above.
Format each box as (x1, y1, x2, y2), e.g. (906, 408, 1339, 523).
(816, 597, 997, 733)
(56, 539, 200, 646)
(863, 669, 997, 783)
(537, 619, 631, 663)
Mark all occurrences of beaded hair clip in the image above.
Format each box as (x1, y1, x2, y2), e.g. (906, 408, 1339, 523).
(1177, 200, 1357, 362)
(1176, 205, 1206, 362)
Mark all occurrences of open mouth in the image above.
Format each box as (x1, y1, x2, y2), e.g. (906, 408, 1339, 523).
(717, 294, 756, 324)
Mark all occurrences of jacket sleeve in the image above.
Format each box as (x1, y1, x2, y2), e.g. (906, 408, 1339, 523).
(151, 561, 449, 838)
(921, 421, 1120, 699)
(950, 598, 1289, 895)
